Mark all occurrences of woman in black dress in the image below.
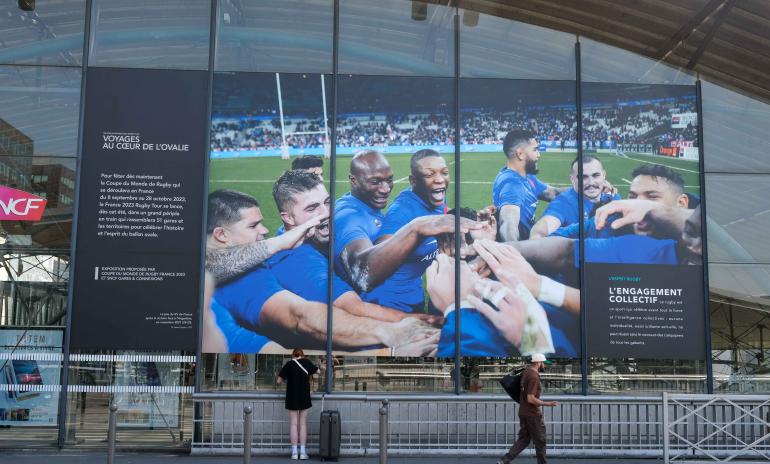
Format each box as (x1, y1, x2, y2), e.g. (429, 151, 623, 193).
(277, 348, 318, 460)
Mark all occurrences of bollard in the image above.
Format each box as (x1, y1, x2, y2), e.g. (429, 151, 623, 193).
(243, 404, 253, 464)
(379, 399, 389, 464)
(107, 402, 118, 464)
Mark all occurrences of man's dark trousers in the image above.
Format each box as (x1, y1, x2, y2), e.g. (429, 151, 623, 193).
(501, 415, 547, 464)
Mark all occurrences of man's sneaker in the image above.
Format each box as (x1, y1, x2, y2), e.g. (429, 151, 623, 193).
(300, 453, 310, 460)
(290, 453, 299, 460)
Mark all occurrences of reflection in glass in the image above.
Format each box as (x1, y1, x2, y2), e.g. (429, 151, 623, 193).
(0, 157, 76, 249)
(705, 174, 770, 264)
(460, 11, 575, 79)
(710, 294, 770, 393)
(0, 0, 86, 66)
(339, 0, 454, 76)
(89, 0, 211, 70)
(0, 328, 62, 439)
(0, 66, 81, 158)
(702, 80, 770, 173)
(332, 357, 454, 393)
(580, 38, 695, 85)
(462, 357, 581, 395)
(589, 358, 706, 394)
(64, 350, 194, 447)
(199, 353, 326, 392)
(216, 0, 333, 73)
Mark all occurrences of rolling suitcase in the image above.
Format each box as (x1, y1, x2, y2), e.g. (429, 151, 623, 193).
(319, 409, 341, 461)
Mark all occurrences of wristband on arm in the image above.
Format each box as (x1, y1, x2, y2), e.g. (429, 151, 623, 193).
(538, 276, 566, 307)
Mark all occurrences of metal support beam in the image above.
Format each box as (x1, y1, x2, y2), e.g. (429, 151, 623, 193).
(686, 0, 737, 70)
(654, 0, 724, 60)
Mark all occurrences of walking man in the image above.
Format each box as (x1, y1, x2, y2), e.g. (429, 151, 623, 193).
(498, 353, 558, 464)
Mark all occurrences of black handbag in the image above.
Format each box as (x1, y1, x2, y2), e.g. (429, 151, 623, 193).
(499, 368, 525, 402)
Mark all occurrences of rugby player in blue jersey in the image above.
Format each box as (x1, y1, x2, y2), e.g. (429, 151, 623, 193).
(269, 170, 440, 330)
(334, 150, 480, 293)
(364, 149, 450, 313)
(551, 163, 693, 240)
(529, 155, 619, 239)
(205, 189, 438, 352)
(494, 130, 568, 242)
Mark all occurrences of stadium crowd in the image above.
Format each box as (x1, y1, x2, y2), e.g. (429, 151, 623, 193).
(211, 100, 696, 152)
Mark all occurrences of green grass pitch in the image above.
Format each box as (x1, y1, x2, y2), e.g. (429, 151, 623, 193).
(209, 151, 701, 234)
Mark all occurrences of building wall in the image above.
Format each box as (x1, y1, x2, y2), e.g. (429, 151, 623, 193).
(0, 0, 766, 450)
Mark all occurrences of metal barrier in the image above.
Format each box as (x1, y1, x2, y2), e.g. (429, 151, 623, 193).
(663, 393, 770, 463)
(192, 393, 665, 457)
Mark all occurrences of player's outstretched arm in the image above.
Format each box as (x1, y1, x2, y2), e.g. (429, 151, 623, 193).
(529, 215, 561, 240)
(498, 204, 521, 242)
(258, 292, 438, 350)
(334, 291, 441, 325)
(507, 236, 575, 275)
(341, 214, 480, 292)
(206, 216, 324, 282)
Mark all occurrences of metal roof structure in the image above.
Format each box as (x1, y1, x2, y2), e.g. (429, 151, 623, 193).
(459, 0, 770, 102)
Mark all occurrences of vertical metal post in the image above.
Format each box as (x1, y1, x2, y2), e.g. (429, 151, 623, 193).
(194, 0, 220, 444)
(695, 80, 714, 393)
(58, 0, 94, 448)
(452, 1, 462, 397)
(662, 392, 669, 463)
(325, 0, 340, 396)
(243, 404, 253, 464)
(107, 402, 118, 464)
(379, 399, 389, 464)
(575, 38, 589, 396)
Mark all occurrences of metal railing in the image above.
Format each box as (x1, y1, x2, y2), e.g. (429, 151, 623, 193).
(192, 393, 666, 457)
(663, 393, 770, 463)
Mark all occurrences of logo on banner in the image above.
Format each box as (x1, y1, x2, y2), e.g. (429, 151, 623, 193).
(0, 185, 47, 221)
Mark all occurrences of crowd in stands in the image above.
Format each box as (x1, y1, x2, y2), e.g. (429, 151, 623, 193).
(210, 99, 697, 152)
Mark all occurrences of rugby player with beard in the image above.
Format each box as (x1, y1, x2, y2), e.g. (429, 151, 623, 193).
(494, 130, 568, 242)
(207, 189, 438, 353)
(268, 170, 440, 328)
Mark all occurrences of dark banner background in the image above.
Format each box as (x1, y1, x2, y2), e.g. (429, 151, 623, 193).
(70, 68, 208, 350)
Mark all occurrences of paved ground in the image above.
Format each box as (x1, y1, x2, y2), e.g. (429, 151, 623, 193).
(0, 452, 661, 464)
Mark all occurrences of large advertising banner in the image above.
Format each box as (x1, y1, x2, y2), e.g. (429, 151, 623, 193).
(70, 68, 208, 350)
(204, 72, 332, 354)
(582, 83, 705, 360)
(0, 329, 62, 426)
(458, 79, 580, 359)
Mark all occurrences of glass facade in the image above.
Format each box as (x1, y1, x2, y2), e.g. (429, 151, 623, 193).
(0, 0, 767, 450)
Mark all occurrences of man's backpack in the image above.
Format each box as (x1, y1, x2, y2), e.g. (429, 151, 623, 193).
(499, 368, 525, 403)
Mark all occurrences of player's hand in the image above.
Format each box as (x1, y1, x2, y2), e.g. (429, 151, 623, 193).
(413, 215, 482, 237)
(594, 199, 661, 231)
(268, 214, 328, 252)
(425, 254, 480, 314)
(381, 318, 438, 347)
(601, 181, 617, 197)
(472, 240, 540, 297)
(392, 331, 440, 357)
(467, 279, 526, 348)
(467, 255, 492, 278)
(546, 401, 558, 407)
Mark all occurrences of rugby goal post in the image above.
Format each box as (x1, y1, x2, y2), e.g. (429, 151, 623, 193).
(275, 73, 331, 160)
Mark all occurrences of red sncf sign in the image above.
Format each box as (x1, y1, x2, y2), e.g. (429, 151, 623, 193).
(0, 185, 47, 221)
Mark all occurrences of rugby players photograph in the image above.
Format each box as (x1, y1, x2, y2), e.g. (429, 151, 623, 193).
(203, 189, 439, 354)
